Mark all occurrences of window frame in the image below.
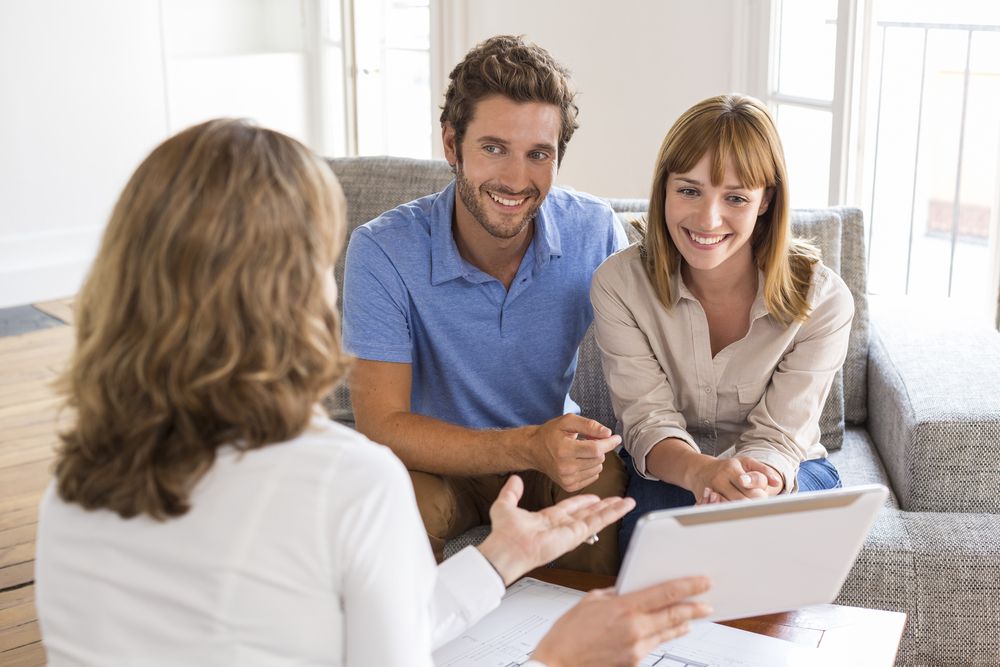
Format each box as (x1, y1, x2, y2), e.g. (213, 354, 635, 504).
(743, 0, 1000, 326)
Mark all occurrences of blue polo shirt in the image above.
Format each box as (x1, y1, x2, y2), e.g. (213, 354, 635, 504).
(342, 181, 627, 429)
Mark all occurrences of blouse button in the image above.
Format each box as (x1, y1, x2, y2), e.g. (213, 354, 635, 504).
(703, 386, 712, 394)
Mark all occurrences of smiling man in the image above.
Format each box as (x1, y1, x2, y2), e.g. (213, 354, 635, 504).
(342, 35, 627, 574)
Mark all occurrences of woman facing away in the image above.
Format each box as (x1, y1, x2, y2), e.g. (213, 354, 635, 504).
(34, 119, 710, 667)
(591, 94, 854, 554)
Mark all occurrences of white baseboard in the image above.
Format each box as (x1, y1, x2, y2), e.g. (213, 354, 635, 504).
(0, 227, 102, 308)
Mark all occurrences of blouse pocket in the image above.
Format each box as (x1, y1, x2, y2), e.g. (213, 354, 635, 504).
(737, 380, 769, 404)
(735, 379, 770, 423)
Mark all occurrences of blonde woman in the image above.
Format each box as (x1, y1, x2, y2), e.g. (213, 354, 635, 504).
(590, 95, 853, 554)
(35, 119, 710, 666)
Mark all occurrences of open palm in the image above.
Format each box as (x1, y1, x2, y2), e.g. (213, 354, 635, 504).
(484, 475, 634, 578)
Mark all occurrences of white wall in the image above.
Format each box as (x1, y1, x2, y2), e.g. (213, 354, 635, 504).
(0, 0, 749, 307)
(447, 0, 745, 199)
(0, 0, 168, 308)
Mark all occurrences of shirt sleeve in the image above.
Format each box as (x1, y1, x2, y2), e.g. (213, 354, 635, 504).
(590, 255, 699, 479)
(332, 445, 503, 667)
(342, 227, 413, 363)
(734, 268, 855, 492)
(608, 210, 629, 254)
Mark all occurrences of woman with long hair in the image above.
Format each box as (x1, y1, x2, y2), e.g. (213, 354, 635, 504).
(591, 95, 853, 553)
(35, 119, 709, 666)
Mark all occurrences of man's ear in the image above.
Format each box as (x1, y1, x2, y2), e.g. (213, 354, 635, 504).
(758, 187, 775, 216)
(442, 123, 458, 166)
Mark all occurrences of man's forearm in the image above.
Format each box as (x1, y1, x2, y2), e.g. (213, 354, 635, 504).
(358, 410, 537, 476)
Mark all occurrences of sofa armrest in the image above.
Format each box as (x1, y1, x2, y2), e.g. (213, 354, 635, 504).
(866, 299, 1000, 513)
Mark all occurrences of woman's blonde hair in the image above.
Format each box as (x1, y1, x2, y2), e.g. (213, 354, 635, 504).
(643, 94, 819, 323)
(55, 119, 350, 519)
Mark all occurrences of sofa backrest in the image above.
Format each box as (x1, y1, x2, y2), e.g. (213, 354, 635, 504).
(326, 157, 870, 445)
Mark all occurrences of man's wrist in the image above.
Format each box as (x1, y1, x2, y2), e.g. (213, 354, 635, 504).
(503, 424, 538, 471)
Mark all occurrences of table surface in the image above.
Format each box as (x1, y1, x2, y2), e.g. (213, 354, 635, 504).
(526, 567, 907, 666)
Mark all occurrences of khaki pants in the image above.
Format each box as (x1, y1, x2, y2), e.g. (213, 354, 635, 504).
(408, 453, 627, 575)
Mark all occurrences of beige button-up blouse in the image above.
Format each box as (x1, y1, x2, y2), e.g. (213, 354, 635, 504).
(590, 244, 854, 492)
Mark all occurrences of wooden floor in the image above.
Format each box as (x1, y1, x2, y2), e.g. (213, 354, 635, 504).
(1, 299, 75, 666)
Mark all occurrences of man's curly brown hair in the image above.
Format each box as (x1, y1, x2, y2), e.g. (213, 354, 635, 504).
(440, 34, 579, 166)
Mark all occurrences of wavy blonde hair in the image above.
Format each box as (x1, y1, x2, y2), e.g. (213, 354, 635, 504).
(643, 94, 819, 323)
(56, 119, 350, 519)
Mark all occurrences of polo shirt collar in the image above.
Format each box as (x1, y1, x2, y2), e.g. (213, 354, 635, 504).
(532, 199, 562, 269)
(430, 181, 563, 286)
(430, 182, 467, 286)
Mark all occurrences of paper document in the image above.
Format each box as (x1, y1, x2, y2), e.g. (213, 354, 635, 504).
(433, 578, 831, 667)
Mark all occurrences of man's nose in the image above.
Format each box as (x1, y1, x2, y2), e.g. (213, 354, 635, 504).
(498, 156, 530, 193)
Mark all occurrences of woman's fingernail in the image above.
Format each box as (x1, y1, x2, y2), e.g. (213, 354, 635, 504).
(740, 474, 752, 487)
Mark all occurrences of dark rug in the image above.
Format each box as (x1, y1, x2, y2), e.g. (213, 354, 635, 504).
(0, 305, 67, 337)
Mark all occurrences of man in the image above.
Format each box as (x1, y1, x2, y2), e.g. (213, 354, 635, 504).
(343, 35, 628, 574)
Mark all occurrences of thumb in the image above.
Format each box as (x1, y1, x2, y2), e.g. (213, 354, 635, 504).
(742, 458, 783, 487)
(496, 474, 525, 508)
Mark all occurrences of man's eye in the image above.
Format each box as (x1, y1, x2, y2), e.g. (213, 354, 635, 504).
(484, 145, 502, 154)
(529, 151, 549, 160)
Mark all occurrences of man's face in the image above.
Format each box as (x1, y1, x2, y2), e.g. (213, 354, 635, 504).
(443, 95, 561, 240)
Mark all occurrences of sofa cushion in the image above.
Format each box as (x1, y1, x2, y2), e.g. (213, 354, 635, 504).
(790, 209, 845, 449)
(830, 207, 869, 424)
(866, 302, 1000, 513)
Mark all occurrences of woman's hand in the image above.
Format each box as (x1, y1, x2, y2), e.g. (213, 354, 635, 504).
(692, 456, 782, 504)
(531, 577, 712, 667)
(476, 475, 634, 585)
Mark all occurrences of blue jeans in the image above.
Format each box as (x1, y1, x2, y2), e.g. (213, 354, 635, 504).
(618, 450, 842, 560)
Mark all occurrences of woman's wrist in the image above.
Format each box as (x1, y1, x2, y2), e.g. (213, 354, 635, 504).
(475, 534, 522, 586)
(646, 438, 710, 492)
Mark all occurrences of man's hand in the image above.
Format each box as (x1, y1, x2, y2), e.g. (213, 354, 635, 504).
(525, 414, 621, 492)
(476, 475, 634, 584)
(691, 456, 782, 503)
(531, 577, 712, 667)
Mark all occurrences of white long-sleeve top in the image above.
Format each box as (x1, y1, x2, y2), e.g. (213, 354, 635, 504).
(35, 417, 507, 666)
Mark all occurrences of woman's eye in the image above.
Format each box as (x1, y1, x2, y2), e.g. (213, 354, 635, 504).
(678, 188, 698, 197)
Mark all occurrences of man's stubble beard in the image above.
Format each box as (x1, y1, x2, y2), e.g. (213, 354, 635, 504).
(454, 160, 542, 240)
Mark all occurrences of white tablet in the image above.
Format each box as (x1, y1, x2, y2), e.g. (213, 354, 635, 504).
(616, 484, 888, 622)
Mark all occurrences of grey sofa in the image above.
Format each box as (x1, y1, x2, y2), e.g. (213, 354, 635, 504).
(326, 156, 1000, 667)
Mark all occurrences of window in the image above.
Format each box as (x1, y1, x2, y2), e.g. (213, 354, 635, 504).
(159, 0, 434, 161)
(317, 0, 433, 159)
(767, 0, 840, 210)
(764, 0, 1000, 326)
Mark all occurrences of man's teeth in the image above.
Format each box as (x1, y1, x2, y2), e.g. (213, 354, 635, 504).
(689, 231, 726, 245)
(489, 192, 525, 207)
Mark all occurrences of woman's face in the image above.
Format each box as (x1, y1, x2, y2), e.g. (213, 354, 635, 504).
(665, 152, 773, 277)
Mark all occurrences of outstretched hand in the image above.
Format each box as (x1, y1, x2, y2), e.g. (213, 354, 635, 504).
(476, 475, 634, 585)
